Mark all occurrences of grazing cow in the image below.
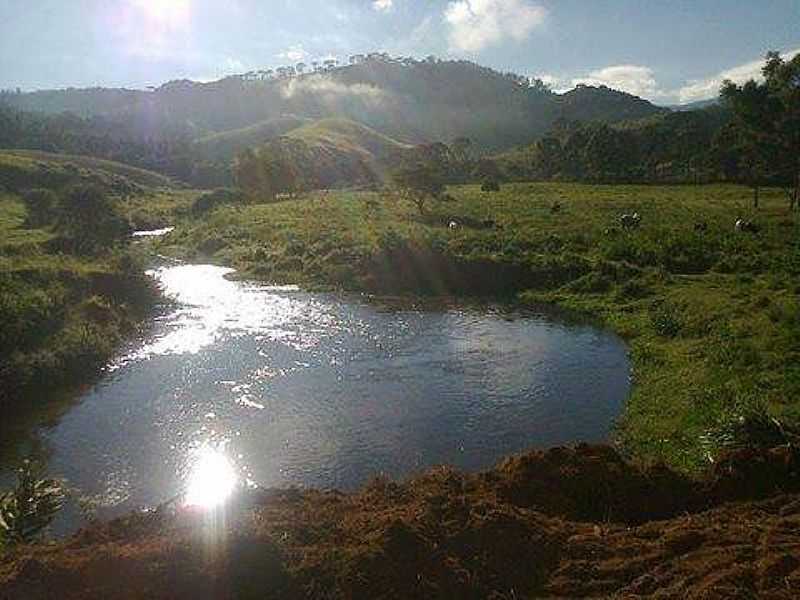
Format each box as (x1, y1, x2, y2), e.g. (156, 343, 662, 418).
(735, 219, 760, 233)
(620, 212, 642, 229)
(448, 220, 459, 230)
(551, 201, 562, 214)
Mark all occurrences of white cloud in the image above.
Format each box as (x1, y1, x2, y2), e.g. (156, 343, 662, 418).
(278, 44, 309, 63)
(533, 73, 569, 93)
(571, 65, 668, 99)
(372, 0, 393, 12)
(280, 74, 391, 108)
(444, 0, 546, 53)
(677, 47, 800, 104)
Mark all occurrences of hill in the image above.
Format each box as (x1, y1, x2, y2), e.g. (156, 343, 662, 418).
(0, 150, 178, 198)
(235, 118, 413, 191)
(555, 84, 669, 123)
(1, 58, 665, 155)
(287, 118, 410, 163)
(191, 115, 311, 162)
(0, 150, 176, 189)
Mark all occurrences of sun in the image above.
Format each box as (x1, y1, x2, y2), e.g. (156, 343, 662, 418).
(131, 0, 191, 27)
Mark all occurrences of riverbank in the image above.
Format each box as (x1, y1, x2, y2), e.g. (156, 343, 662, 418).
(2, 443, 800, 598)
(0, 192, 159, 435)
(158, 182, 800, 471)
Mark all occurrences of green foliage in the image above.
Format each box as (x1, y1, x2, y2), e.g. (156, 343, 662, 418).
(481, 178, 501, 192)
(702, 400, 798, 456)
(392, 162, 445, 213)
(21, 188, 58, 228)
(721, 51, 800, 208)
(191, 188, 245, 215)
(0, 460, 65, 546)
(58, 184, 130, 251)
(649, 300, 684, 338)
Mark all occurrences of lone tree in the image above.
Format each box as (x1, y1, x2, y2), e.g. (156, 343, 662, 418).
(721, 50, 800, 211)
(392, 162, 445, 214)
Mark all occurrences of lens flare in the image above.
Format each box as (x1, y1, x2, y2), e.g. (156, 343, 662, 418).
(131, 0, 191, 28)
(184, 446, 238, 508)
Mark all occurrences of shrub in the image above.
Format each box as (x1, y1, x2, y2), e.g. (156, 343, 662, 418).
(191, 188, 245, 215)
(0, 461, 65, 546)
(649, 300, 683, 337)
(702, 401, 798, 455)
(58, 184, 129, 252)
(481, 178, 501, 192)
(21, 188, 58, 228)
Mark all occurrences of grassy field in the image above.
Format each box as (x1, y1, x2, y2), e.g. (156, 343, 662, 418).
(0, 188, 160, 428)
(157, 182, 800, 472)
(0, 150, 176, 189)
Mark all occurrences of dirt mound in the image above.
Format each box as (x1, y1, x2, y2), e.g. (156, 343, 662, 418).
(2, 444, 800, 599)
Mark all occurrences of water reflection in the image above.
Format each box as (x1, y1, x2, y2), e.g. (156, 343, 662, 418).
(185, 446, 238, 509)
(132, 227, 175, 238)
(8, 265, 630, 536)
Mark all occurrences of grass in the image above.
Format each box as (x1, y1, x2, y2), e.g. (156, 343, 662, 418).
(0, 189, 160, 422)
(0, 150, 176, 189)
(158, 182, 800, 472)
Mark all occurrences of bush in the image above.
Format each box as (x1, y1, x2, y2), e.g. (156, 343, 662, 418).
(191, 188, 245, 215)
(702, 401, 798, 455)
(58, 184, 129, 252)
(649, 300, 684, 337)
(481, 178, 501, 192)
(21, 188, 58, 228)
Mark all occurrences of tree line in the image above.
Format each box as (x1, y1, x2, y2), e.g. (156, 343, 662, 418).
(501, 51, 799, 209)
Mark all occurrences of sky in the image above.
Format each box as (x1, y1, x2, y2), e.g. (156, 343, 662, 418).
(0, 0, 798, 104)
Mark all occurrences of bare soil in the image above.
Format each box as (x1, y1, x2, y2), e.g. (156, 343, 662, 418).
(3, 444, 800, 599)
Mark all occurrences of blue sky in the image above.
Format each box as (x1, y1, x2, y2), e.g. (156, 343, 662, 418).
(1, 0, 798, 104)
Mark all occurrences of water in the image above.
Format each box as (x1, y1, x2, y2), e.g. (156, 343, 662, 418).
(2, 265, 630, 534)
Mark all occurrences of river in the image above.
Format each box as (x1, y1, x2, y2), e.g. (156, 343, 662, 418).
(2, 263, 630, 535)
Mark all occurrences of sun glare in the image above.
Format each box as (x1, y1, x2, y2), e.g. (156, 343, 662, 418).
(132, 0, 191, 27)
(184, 446, 238, 509)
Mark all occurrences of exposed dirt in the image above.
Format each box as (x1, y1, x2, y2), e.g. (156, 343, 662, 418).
(3, 444, 800, 599)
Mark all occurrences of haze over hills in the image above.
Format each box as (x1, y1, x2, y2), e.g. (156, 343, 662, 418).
(1, 58, 666, 154)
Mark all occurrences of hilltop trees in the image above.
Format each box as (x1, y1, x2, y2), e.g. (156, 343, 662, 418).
(721, 51, 800, 210)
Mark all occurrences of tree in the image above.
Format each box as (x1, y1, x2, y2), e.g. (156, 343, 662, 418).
(721, 51, 800, 210)
(392, 162, 445, 214)
(233, 148, 269, 197)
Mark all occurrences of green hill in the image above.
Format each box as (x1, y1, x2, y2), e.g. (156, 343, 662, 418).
(0, 150, 177, 195)
(192, 115, 311, 161)
(287, 118, 411, 163)
(2, 59, 665, 155)
(244, 118, 412, 190)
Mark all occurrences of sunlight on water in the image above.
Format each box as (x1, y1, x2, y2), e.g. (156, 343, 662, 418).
(184, 445, 238, 508)
(132, 227, 175, 238)
(116, 265, 335, 363)
(19, 264, 630, 536)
